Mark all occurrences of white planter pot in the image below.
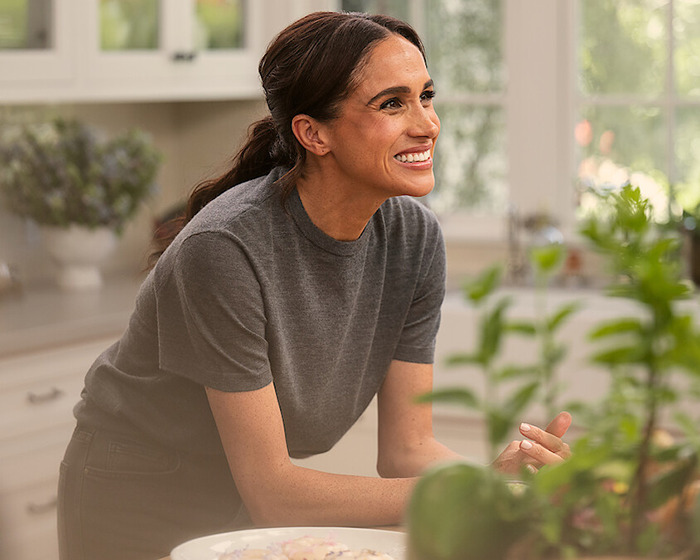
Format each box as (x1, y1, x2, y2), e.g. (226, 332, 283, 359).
(41, 225, 118, 290)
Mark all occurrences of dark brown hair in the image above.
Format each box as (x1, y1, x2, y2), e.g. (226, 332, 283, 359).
(150, 11, 425, 263)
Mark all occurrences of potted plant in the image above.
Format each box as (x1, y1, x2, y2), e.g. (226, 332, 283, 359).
(407, 185, 700, 559)
(0, 116, 162, 289)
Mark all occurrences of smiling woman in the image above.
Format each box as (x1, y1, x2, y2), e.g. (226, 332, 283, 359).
(56, 11, 570, 560)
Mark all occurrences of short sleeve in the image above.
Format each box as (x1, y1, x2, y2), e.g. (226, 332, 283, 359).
(393, 226, 446, 364)
(154, 231, 272, 391)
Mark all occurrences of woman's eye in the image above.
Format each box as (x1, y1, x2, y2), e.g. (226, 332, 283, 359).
(380, 98, 402, 110)
(421, 90, 436, 103)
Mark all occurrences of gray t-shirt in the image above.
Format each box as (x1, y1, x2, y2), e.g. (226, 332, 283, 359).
(75, 167, 446, 457)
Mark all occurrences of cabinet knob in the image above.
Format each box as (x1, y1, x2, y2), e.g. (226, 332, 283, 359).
(27, 495, 58, 516)
(26, 386, 64, 404)
(171, 51, 197, 62)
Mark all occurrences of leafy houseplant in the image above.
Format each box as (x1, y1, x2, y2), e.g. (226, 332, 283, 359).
(408, 185, 700, 559)
(0, 116, 161, 234)
(417, 246, 578, 463)
(417, 264, 540, 462)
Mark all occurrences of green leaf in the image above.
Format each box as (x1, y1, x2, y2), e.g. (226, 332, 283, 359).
(590, 345, 644, 366)
(506, 320, 537, 336)
(496, 364, 540, 380)
(529, 243, 565, 276)
(445, 353, 483, 367)
(588, 317, 643, 340)
(463, 265, 503, 304)
(416, 387, 479, 410)
(478, 296, 512, 363)
(504, 381, 539, 417)
(487, 409, 512, 447)
(547, 301, 581, 332)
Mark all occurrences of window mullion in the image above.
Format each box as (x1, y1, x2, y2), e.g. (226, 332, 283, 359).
(505, 0, 565, 220)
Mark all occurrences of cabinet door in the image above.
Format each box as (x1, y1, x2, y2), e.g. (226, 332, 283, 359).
(0, 1, 74, 94)
(85, 0, 263, 101)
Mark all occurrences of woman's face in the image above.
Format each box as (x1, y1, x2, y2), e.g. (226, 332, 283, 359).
(321, 34, 440, 202)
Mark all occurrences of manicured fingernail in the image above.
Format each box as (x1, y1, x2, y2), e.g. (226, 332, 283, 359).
(520, 423, 531, 432)
(526, 464, 537, 474)
(520, 440, 533, 450)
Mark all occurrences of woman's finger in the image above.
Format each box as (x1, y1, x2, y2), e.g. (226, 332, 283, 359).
(519, 422, 569, 455)
(519, 439, 566, 466)
(545, 411, 572, 438)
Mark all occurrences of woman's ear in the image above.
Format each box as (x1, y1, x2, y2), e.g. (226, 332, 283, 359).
(291, 114, 330, 156)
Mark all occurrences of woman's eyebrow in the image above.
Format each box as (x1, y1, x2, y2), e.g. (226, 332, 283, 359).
(366, 80, 434, 106)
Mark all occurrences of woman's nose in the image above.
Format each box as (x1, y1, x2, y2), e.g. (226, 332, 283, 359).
(409, 106, 440, 139)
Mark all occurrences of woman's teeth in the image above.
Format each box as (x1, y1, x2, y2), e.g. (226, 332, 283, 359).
(394, 150, 431, 163)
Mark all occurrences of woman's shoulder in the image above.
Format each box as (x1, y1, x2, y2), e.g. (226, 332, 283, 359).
(193, 168, 285, 230)
(380, 195, 442, 236)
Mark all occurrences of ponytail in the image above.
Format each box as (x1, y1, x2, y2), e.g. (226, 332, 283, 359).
(149, 115, 299, 266)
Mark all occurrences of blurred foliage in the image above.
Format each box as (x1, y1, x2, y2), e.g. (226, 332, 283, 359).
(407, 462, 535, 560)
(0, 117, 162, 233)
(417, 264, 537, 461)
(409, 185, 700, 559)
(417, 255, 578, 461)
(195, 0, 244, 50)
(100, 0, 159, 50)
(533, 184, 700, 558)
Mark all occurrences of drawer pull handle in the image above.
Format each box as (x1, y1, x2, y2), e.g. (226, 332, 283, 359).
(172, 50, 197, 62)
(27, 496, 58, 515)
(26, 387, 64, 404)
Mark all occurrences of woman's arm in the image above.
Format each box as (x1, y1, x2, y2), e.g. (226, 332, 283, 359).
(376, 360, 462, 478)
(206, 383, 416, 528)
(376, 359, 572, 478)
(207, 363, 572, 528)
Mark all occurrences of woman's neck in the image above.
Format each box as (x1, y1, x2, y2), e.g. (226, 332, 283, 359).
(294, 168, 385, 242)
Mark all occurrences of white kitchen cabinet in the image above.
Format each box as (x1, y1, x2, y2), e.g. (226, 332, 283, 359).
(0, 0, 342, 103)
(0, 0, 269, 103)
(0, 337, 117, 560)
(0, 1, 75, 88)
(82, 0, 265, 102)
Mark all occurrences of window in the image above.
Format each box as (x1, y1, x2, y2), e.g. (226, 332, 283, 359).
(339, 1, 700, 239)
(340, 0, 508, 223)
(575, 0, 700, 223)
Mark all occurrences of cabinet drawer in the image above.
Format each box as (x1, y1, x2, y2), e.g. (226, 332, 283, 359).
(0, 426, 73, 493)
(0, 374, 84, 438)
(0, 478, 59, 560)
(0, 339, 115, 439)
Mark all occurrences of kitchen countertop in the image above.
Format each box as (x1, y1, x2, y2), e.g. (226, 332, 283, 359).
(0, 273, 144, 358)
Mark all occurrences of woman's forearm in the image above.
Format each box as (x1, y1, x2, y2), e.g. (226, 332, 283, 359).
(241, 461, 417, 527)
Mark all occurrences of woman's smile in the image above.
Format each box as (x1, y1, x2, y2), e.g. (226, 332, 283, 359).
(393, 148, 433, 165)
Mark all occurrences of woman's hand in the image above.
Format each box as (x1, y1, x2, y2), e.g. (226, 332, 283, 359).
(491, 411, 572, 475)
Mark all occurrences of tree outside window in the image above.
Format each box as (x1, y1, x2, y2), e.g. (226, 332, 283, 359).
(576, 0, 700, 223)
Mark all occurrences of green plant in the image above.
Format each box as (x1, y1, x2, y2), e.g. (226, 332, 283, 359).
(408, 184, 700, 559)
(407, 462, 535, 560)
(0, 116, 162, 233)
(418, 249, 578, 461)
(531, 184, 700, 558)
(417, 264, 540, 461)
(525, 244, 581, 419)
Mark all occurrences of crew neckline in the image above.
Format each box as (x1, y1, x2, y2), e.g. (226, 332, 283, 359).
(287, 188, 373, 257)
